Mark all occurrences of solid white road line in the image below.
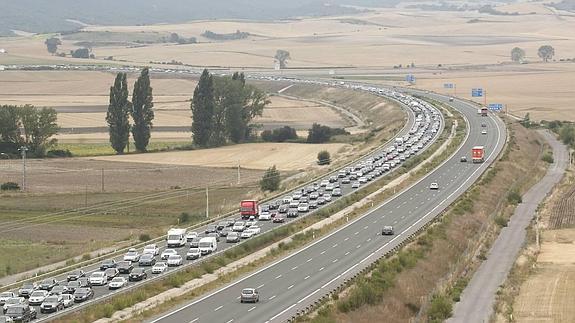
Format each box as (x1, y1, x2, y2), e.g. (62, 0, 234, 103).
(214, 305, 223, 311)
(248, 306, 256, 312)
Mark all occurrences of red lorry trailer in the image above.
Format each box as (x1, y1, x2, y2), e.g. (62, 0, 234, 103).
(472, 146, 485, 163)
(240, 200, 259, 219)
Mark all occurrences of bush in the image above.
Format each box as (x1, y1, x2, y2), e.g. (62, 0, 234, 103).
(307, 123, 349, 143)
(260, 165, 281, 191)
(261, 126, 298, 142)
(138, 233, 151, 242)
(507, 190, 522, 205)
(178, 212, 190, 224)
(317, 150, 331, 165)
(428, 294, 452, 322)
(46, 149, 73, 158)
(494, 215, 508, 227)
(542, 153, 554, 164)
(1, 182, 20, 191)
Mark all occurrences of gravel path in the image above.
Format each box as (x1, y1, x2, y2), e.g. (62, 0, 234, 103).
(448, 130, 569, 323)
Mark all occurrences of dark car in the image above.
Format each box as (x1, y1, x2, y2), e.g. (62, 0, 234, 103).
(48, 285, 68, 295)
(77, 277, 92, 288)
(216, 222, 227, 230)
(138, 254, 156, 266)
(117, 261, 134, 274)
(104, 268, 120, 280)
(287, 209, 299, 218)
(382, 226, 394, 235)
(269, 200, 281, 210)
(73, 288, 94, 303)
(189, 237, 201, 248)
(66, 269, 85, 281)
(65, 281, 81, 294)
(278, 205, 288, 214)
(460, 156, 467, 162)
(218, 228, 231, 237)
(205, 225, 217, 234)
(273, 216, 285, 223)
(99, 259, 117, 270)
(225, 220, 235, 227)
(40, 295, 64, 313)
(17, 283, 37, 298)
(128, 268, 147, 282)
(5, 305, 36, 322)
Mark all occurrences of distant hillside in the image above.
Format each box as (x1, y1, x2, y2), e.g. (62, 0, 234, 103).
(549, 0, 575, 12)
(0, 0, 402, 36)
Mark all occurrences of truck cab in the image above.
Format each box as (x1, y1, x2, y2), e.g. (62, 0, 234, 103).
(240, 200, 259, 220)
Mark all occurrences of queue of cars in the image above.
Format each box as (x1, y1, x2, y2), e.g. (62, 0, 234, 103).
(2, 79, 442, 321)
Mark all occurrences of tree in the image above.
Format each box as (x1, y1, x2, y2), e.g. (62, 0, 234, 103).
(511, 47, 525, 62)
(131, 67, 154, 152)
(260, 165, 280, 191)
(317, 150, 331, 165)
(44, 37, 61, 55)
(106, 73, 132, 154)
(0, 105, 22, 144)
(274, 49, 291, 69)
(70, 47, 91, 59)
(232, 72, 246, 86)
(191, 69, 215, 147)
(169, 33, 180, 43)
(307, 123, 332, 143)
(18, 106, 59, 156)
(538, 45, 555, 62)
(559, 124, 575, 147)
(261, 126, 298, 142)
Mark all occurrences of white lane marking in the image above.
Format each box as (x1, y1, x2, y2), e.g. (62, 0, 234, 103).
(288, 284, 294, 290)
(291, 266, 298, 270)
(319, 267, 324, 271)
(332, 259, 338, 263)
(214, 305, 223, 311)
(248, 306, 256, 312)
(354, 231, 359, 235)
(373, 220, 378, 224)
(307, 258, 313, 262)
(257, 284, 265, 289)
(275, 274, 282, 279)
(345, 251, 350, 256)
(304, 275, 310, 280)
(344, 237, 349, 241)
(332, 244, 338, 248)
(367, 238, 372, 242)
(393, 220, 398, 224)
(364, 225, 369, 230)
(236, 296, 241, 299)
(226, 319, 234, 323)
(356, 244, 361, 249)
(189, 319, 199, 323)
(269, 295, 276, 300)
(320, 250, 326, 255)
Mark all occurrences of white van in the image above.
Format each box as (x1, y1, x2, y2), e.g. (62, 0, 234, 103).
(167, 228, 187, 248)
(198, 237, 218, 255)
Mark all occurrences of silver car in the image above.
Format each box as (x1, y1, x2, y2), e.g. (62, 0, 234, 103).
(240, 288, 259, 303)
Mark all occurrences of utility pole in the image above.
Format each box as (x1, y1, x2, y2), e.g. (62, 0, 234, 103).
(101, 168, 105, 192)
(18, 146, 28, 191)
(206, 186, 209, 218)
(237, 161, 241, 185)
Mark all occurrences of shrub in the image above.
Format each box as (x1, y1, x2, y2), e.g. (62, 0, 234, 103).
(46, 149, 73, 158)
(178, 212, 190, 224)
(138, 233, 151, 242)
(542, 153, 554, 164)
(1, 182, 20, 191)
(494, 215, 508, 227)
(317, 150, 331, 165)
(261, 126, 298, 142)
(507, 190, 522, 205)
(428, 294, 452, 322)
(260, 165, 281, 191)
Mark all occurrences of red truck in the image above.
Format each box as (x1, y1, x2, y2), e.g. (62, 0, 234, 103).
(240, 200, 259, 219)
(472, 146, 485, 163)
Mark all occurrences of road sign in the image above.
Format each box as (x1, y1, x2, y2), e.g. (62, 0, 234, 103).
(444, 83, 454, 89)
(488, 103, 503, 111)
(471, 88, 484, 97)
(406, 74, 416, 83)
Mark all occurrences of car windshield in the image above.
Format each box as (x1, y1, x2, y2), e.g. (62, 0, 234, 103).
(0, 292, 12, 297)
(6, 298, 20, 304)
(168, 234, 181, 240)
(6, 306, 24, 314)
(21, 284, 34, 289)
(190, 248, 200, 252)
(31, 291, 45, 297)
(133, 269, 144, 274)
(168, 254, 180, 259)
(242, 289, 254, 294)
(75, 288, 88, 294)
(111, 278, 123, 282)
(68, 281, 80, 287)
(126, 251, 137, 255)
(45, 296, 59, 302)
(70, 270, 81, 275)
(92, 272, 104, 277)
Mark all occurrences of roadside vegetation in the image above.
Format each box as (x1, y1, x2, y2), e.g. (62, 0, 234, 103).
(301, 119, 548, 323)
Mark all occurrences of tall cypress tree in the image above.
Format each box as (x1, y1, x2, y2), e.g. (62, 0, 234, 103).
(106, 73, 131, 154)
(191, 69, 215, 147)
(131, 67, 154, 152)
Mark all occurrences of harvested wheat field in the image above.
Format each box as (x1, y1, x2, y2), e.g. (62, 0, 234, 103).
(90, 142, 349, 171)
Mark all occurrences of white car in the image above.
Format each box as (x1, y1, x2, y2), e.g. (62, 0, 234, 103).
(186, 248, 201, 260)
(289, 200, 299, 208)
(430, 182, 439, 190)
(325, 184, 334, 191)
(61, 294, 74, 308)
(167, 254, 183, 267)
(297, 203, 309, 212)
(89, 271, 108, 286)
(161, 249, 178, 260)
(241, 230, 255, 239)
(481, 129, 487, 135)
(152, 262, 168, 274)
(258, 211, 271, 221)
(352, 182, 360, 188)
(186, 231, 198, 242)
(2, 297, 26, 312)
(108, 277, 127, 290)
(248, 225, 261, 235)
(233, 221, 246, 232)
(143, 244, 160, 256)
(28, 290, 49, 306)
(359, 177, 367, 183)
(123, 248, 140, 262)
(245, 220, 257, 227)
(323, 194, 332, 202)
(0, 291, 16, 305)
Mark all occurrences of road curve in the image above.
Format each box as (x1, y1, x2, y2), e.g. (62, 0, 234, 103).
(147, 91, 506, 323)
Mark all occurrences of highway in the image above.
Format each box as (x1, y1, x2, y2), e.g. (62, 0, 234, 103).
(19, 83, 443, 322)
(148, 91, 506, 323)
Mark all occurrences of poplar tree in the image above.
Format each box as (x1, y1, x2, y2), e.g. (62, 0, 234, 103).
(191, 69, 215, 147)
(131, 67, 154, 152)
(106, 73, 131, 154)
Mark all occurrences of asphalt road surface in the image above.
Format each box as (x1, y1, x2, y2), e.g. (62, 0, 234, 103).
(448, 129, 569, 323)
(148, 92, 506, 323)
(23, 84, 440, 322)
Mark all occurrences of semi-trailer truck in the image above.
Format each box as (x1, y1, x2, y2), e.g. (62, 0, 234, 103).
(472, 146, 485, 163)
(240, 200, 259, 219)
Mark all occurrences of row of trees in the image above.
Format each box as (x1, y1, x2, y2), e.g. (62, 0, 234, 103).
(0, 105, 59, 157)
(106, 68, 154, 153)
(191, 70, 270, 147)
(511, 45, 555, 62)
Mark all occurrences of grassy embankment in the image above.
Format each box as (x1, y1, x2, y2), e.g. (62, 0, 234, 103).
(50, 101, 462, 322)
(300, 120, 548, 323)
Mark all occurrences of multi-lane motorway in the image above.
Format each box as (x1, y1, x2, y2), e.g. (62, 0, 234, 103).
(147, 90, 506, 323)
(14, 82, 445, 322)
